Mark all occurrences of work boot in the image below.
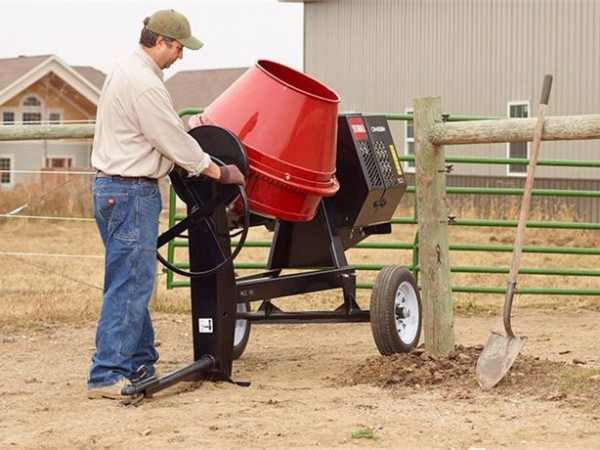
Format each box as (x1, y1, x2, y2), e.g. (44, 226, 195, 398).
(131, 365, 161, 383)
(87, 378, 133, 400)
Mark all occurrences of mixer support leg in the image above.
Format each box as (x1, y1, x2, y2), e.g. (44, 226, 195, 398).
(187, 200, 237, 376)
(128, 197, 244, 404)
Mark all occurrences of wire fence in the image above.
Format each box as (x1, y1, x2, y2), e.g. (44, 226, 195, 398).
(1, 118, 598, 300)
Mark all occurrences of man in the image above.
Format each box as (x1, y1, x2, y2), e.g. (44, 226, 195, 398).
(88, 9, 245, 400)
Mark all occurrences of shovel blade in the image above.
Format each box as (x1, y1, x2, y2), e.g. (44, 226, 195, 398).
(476, 331, 527, 390)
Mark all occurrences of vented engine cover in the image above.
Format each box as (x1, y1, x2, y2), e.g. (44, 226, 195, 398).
(331, 114, 407, 229)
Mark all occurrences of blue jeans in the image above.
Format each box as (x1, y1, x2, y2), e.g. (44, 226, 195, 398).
(88, 177, 161, 388)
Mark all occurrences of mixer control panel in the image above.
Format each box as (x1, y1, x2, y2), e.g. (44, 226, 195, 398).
(364, 116, 406, 189)
(333, 114, 407, 228)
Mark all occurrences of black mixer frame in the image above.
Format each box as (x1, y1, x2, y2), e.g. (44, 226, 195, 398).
(125, 117, 421, 404)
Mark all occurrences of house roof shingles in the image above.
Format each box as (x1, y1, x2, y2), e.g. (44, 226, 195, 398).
(0, 55, 55, 91)
(72, 66, 106, 90)
(165, 67, 248, 113)
(0, 54, 106, 101)
(0, 55, 246, 114)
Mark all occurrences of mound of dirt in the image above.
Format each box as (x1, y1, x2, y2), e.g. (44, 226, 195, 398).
(342, 345, 600, 409)
(343, 345, 485, 388)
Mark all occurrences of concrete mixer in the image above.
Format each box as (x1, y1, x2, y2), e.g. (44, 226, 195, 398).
(125, 60, 422, 403)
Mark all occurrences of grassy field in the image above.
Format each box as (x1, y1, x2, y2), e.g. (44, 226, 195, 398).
(0, 180, 597, 330)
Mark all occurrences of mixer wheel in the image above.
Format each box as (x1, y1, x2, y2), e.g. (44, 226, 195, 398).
(232, 302, 251, 360)
(370, 266, 422, 355)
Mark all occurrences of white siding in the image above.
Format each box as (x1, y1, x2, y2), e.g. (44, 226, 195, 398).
(0, 141, 92, 186)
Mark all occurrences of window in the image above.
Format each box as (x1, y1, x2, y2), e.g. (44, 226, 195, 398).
(508, 102, 529, 175)
(49, 112, 61, 124)
(0, 157, 12, 185)
(2, 111, 15, 124)
(405, 109, 415, 172)
(46, 157, 73, 168)
(22, 96, 41, 106)
(22, 112, 42, 124)
(21, 95, 43, 124)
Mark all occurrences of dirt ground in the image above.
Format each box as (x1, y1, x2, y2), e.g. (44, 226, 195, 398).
(0, 208, 598, 449)
(1, 306, 599, 449)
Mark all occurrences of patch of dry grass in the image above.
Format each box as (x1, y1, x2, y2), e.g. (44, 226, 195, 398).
(0, 173, 94, 219)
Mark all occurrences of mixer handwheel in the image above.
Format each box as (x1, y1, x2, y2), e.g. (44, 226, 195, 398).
(370, 266, 422, 355)
(156, 125, 251, 278)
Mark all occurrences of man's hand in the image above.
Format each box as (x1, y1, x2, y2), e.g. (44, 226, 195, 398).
(187, 115, 201, 130)
(218, 164, 246, 186)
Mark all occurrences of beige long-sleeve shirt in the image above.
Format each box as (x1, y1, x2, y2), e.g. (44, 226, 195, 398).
(91, 47, 211, 179)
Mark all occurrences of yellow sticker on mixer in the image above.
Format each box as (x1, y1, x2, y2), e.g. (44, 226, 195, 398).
(389, 144, 402, 175)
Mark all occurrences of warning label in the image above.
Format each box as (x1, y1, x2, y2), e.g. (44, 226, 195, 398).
(198, 318, 213, 333)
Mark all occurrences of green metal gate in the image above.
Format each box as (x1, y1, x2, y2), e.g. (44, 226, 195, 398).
(166, 111, 600, 298)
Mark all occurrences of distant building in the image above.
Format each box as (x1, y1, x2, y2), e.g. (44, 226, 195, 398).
(0, 55, 104, 188)
(283, 0, 599, 179)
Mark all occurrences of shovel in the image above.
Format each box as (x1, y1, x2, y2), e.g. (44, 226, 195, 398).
(476, 74, 553, 390)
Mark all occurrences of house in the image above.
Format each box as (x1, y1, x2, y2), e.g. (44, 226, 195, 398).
(0, 54, 248, 190)
(0, 55, 105, 188)
(282, 0, 600, 182)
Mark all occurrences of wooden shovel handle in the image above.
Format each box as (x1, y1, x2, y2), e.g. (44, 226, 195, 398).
(508, 75, 553, 283)
(503, 75, 553, 337)
(540, 74, 553, 106)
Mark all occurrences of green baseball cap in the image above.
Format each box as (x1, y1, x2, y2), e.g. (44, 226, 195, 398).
(144, 9, 203, 50)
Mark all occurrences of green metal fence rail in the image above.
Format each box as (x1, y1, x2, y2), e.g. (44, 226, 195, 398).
(166, 111, 599, 297)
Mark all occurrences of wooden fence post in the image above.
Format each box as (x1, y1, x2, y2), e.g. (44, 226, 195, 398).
(413, 96, 455, 356)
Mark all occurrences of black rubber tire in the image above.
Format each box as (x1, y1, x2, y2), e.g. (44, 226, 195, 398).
(232, 302, 251, 360)
(370, 266, 422, 355)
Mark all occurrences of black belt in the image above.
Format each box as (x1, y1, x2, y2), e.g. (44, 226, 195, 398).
(96, 171, 158, 184)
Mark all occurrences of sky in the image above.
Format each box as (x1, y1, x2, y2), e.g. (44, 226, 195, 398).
(0, 0, 304, 77)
